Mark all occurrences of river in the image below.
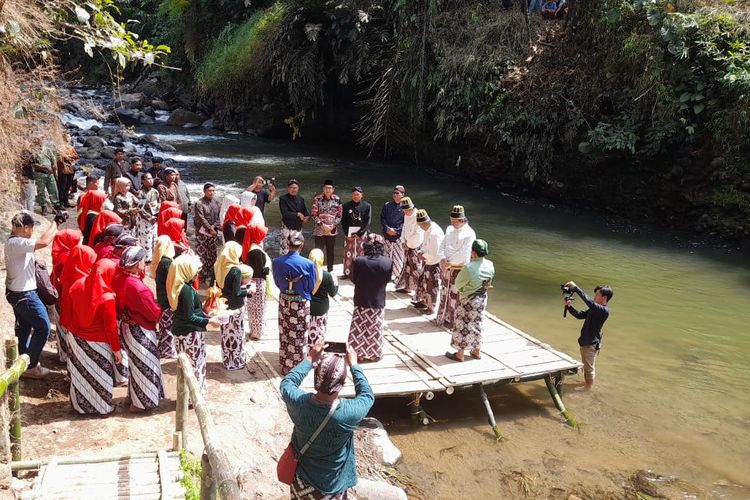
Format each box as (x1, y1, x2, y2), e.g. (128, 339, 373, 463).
(143, 126, 750, 498)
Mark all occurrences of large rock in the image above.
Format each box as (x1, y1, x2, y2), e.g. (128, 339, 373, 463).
(116, 92, 147, 109)
(150, 99, 170, 111)
(83, 136, 108, 149)
(100, 147, 116, 159)
(138, 134, 161, 146)
(113, 107, 142, 126)
(201, 118, 215, 129)
(352, 479, 407, 500)
(357, 418, 401, 466)
(167, 108, 203, 127)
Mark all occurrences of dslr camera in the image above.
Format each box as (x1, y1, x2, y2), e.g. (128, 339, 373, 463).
(53, 208, 69, 226)
(560, 284, 575, 317)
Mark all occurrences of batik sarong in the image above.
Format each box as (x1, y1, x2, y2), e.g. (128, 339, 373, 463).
(279, 225, 293, 257)
(136, 218, 157, 263)
(385, 240, 405, 282)
(451, 293, 487, 351)
(67, 334, 115, 415)
(121, 322, 165, 410)
(174, 331, 207, 396)
(348, 306, 385, 361)
(343, 236, 364, 279)
(221, 306, 246, 370)
(396, 246, 422, 291)
(415, 263, 441, 313)
(246, 278, 266, 340)
(308, 314, 328, 345)
(57, 325, 69, 363)
(158, 308, 177, 359)
(114, 320, 130, 386)
(435, 267, 462, 328)
(278, 297, 310, 375)
(291, 473, 347, 500)
(196, 232, 219, 285)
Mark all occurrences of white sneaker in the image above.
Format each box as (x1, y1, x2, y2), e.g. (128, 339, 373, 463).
(22, 365, 50, 379)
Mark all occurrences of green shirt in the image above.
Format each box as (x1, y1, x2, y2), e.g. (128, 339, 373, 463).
(172, 284, 209, 336)
(221, 266, 249, 310)
(455, 257, 495, 299)
(155, 257, 172, 309)
(310, 271, 338, 317)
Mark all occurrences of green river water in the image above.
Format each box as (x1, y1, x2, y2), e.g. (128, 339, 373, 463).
(146, 127, 750, 497)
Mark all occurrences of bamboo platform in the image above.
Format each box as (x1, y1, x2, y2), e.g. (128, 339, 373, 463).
(18, 451, 185, 500)
(251, 264, 582, 402)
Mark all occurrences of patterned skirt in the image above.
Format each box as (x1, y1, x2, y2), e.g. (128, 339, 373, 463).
(385, 240, 405, 282)
(246, 278, 266, 340)
(158, 308, 177, 360)
(436, 268, 462, 328)
(195, 232, 219, 285)
(396, 246, 423, 291)
(343, 237, 364, 279)
(278, 298, 310, 375)
(415, 263, 441, 312)
(57, 325, 69, 363)
(174, 331, 207, 396)
(451, 294, 487, 351)
(67, 334, 115, 415)
(348, 306, 385, 361)
(115, 321, 130, 386)
(308, 314, 328, 345)
(136, 218, 157, 263)
(279, 225, 293, 257)
(291, 473, 347, 500)
(121, 322, 165, 410)
(221, 305, 246, 370)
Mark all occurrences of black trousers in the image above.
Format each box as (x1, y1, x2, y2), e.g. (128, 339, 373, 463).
(57, 174, 75, 207)
(314, 235, 337, 272)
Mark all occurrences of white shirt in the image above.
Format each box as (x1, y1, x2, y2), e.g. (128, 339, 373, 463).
(438, 223, 476, 266)
(420, 222, 445, 266)
(5, 237, 37, 292)
(400, 212, 424, 249)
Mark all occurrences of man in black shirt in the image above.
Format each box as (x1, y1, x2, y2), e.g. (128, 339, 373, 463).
(246, 176, 276, 215)
(341, 186, 371, 280)
(564, 281, 613, 390)
(123, 157, 144, 194)
(278, 179, 309, 256)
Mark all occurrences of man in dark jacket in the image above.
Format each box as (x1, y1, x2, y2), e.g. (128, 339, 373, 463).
(341, 186, 371, 280)
(278, 179, 309, 256)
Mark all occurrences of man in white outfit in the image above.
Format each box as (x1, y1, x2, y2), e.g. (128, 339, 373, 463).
(435, 205, 476, 328)
(395, 197, 424, 294)
(412, 209, 444, 315)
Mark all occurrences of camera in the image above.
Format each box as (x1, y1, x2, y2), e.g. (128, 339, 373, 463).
(264, 176, 276, 187)
(53, 208, 69, 226)
(560, 284, 574, 295)
(560, 284, 575, 318)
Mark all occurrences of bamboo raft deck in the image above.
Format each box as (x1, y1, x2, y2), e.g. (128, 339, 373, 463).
(251, 264, 582, 404)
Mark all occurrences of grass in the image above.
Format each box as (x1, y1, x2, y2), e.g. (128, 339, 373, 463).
(179, 449, 202, 500)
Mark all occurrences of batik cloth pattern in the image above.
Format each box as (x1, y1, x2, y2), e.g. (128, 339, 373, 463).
(174, 331, 207, 396)
(451, 293, 487, 351)
(121, 322, 165, 410)
(348, 306, 385, 361)
(415, 263, 441, 313)
(290, 474, 348, 500)
(57, 325, 69, 363)
(158, 308, 177, 359)
(67, 334, 115, 415)
(308, 314, 328, 345)
(114, 321, 130, 386)
(221, 305, 247, 370)
(278, 297, 310, 375)
(342, 237, 364, 279)
(279, 225, 293, 257)
(136, 218, 157, 263)
(396, 246, 422, 291)
(195, 232, 219, 285)
(246, 278, 266, 340)
(385, 240, 405, 282)
(435, 268, 462, 328)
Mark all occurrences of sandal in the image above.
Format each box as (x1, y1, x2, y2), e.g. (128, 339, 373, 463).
(470, 350, 482, 360)
(445, 351, 464, 362)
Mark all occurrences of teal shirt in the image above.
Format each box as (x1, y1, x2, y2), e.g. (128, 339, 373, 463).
(172, 284, 209, 336)
(280, 359, 375, 494)
(455, 257, 495, 299)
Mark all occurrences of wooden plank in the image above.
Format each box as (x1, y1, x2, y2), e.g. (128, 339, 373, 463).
(157, 449, 170, 500)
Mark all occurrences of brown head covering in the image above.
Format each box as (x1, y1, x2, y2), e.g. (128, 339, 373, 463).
(314, 354, 347, 395)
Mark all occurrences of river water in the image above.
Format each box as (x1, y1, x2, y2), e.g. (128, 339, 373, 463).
(142, 126, 750, 497)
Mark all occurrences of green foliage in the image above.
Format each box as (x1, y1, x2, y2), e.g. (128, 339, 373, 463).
(179, 449, 201, 500)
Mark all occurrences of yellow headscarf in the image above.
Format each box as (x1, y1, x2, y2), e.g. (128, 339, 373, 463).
(166, 254, 202, 311)
(214, 241, 243, 289)
(151, 235, 176, 278)
(308, 248, 324, 295)
(239, 264, 254, 280)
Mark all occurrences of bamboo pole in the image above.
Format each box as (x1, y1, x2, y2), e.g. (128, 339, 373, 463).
(177, 354, 241, 499)
(476, 383, 504, 441)
(544, 375, 579, 429)
(200, 451, 216, 500)
(11, 451, 178, 471)
(176, 363, 188, 451)
(4, 339, 28, 461)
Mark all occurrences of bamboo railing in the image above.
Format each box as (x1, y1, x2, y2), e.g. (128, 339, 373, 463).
(174, 353, 241, 499)
(2, 338, 30, 461)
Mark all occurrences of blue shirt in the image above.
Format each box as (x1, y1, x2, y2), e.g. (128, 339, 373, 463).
(272, 251, 317, 300)
(281, 359, 375, 494)
(543, 1, 557, 8)
(380, 201, 404, 242)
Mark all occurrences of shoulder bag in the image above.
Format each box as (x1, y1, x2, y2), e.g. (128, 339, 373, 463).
(277, 399, 339, 485)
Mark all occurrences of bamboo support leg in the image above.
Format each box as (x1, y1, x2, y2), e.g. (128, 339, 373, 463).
(545, 375, 579, 429)
(5, 339, 22, 460)
(176, 368, 188, 451)
(200, 451, 216, 500)
(476, 383, 503, 441)
(554, 372, 564, 397)
(407, 393, 434, 425)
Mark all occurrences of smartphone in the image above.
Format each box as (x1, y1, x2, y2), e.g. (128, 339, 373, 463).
(325, 342, 346, 354)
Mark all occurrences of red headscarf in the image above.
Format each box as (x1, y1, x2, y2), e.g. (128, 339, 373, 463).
(59, 246, 97, 330)
(88, 210, 122, 247)
(158, 207, 183, 236)
(242, 223, 269, 261)
(236, 207, 254, 228)
(160, 200, 179, 211)
(71, 259, 118, 332)
(163, 217, 190, 248)
(51, 229, 82, 291)
(222, 204, 242, 230)
(77, 190, 107, 230)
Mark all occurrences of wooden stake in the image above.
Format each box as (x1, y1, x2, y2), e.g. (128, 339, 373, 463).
(200, 451, 216, 500)
(176, 363, 188, 451)
(4, 339, 27, 461)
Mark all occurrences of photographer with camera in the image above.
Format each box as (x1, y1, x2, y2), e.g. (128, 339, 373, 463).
(243, 176, 276, 216)
(562, 281, 613, 390)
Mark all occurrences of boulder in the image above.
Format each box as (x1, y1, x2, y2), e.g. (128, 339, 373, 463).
(81, 148, 102, 160)
(150, 99, 170, 111)
(351, 479, 407, 500)
(140, 114, 157, 125)
(113, 107, 142, 126)
(138, 134, 161, 146)
(116, 92, 147, 109)
(142, 106, 156, 117)
(357, 418, 401, 466)
(167, 108, 204, 126)
(83, 136, 108, 149)
(158, 143, 177, 153)
(201, 118, 215, 129)
(100, 147, 116, 159)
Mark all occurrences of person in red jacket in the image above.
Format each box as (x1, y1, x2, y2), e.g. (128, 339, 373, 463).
(67, 259, 122, 415)
(50, 229, 82, 363)
(112, 246, 165, 412)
